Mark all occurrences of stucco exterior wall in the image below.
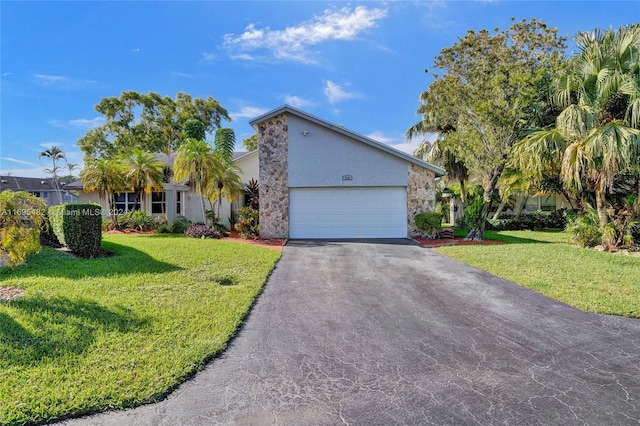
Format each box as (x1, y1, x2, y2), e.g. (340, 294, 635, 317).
(407, 163, 437, 237)
(258, 114, 289, 238)
(287, 115, 407, 188)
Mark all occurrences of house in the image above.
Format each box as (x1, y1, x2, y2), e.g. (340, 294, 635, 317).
(0, 176, 76, 205)
(250, 105, 445, 239)
(66, 151, 258, 224)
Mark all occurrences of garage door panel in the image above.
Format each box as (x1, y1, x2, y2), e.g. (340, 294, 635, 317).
(289, 187, 407, 239)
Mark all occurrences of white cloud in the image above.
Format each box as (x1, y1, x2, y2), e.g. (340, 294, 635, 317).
(0, 166, 51, 178)
(200, 52, 216, 63)
(32, 73, 97, 89)
(69, 117, 104, 129)
(0, 157, 38, 167)
(39, 142, 63, 149)
(366, 131, 397, 144)
(171, 72, 194, 79)
(284, 95, 313, 108)
(132, 48, 141, 52)
(324, 81, 357, 103)
(48, 117, 104, 129)
(230, 106, 269, 120)
(223, 6, 387, 63)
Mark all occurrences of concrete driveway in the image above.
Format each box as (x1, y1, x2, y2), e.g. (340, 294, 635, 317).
(60, 240, 640, 425)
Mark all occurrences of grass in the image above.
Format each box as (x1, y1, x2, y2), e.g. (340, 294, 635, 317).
(436, 230, 640, 318)
(0, 234, 281, 426)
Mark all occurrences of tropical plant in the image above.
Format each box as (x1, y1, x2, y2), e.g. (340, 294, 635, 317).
(39, 145, 66, 204)
(214, 128, 236, 162)
(209, 159, 243, 219)
(565, 205, 602, 247)
(118, 210, 156, 231)
(244, 178, 259, 210)
(0, 190, 47, 267)
(120, 149, 165, 210)
(237, 206, 259, 238)
(513, 24, 640, 232)
(173, 139, 221, 224)
(407, 18, 566, 240)
(80, 157, 126, 228)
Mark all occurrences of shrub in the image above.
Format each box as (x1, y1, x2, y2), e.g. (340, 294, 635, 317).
(414, 212, 443, 236)
(50, 204, 103, 258)
(118, 210, 156, 231)
(487, 210, 569, 232)
(156, 224, 172, 234)
(0, 190, 46, 266)
(184, 224, 223, 239)
(170, 217, 190, 234)
(565, 206, 601, 247)
(41, 208, 60, 246)
(463, 197, 484, 229)
(237, 206, 259, 238)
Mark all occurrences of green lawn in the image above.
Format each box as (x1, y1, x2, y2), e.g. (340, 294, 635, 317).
(0, 234, 281, 426)
(436, 230, 640, 318)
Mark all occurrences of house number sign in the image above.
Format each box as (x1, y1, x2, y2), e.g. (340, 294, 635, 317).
(342, 175, 353, 181)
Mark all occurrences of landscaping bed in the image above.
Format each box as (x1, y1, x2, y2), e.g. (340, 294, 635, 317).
(0, 234, 281, 425)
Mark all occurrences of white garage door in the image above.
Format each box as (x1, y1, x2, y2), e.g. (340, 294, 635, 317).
(289, 187, 407, 239)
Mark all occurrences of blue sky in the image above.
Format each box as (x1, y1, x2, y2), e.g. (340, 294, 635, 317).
(1, 1, 638, 177)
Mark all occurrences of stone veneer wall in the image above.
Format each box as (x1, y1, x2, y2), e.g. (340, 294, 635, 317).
(258, 114, 289, 238)
(407, 163, 437, 237)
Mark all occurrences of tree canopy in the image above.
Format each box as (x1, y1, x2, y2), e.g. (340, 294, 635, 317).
(77, 91, 230, 159)
(408, 18, 566, 240)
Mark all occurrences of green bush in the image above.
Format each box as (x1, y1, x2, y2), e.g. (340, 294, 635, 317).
(156, 224, 172, 234)
(118, 210, 156, 231)
(41, 208, 60, 245)
(49, 204, 103, 258)
(565, 206, 601, 247)
(237, 206, 259, 238)
(487, 210, 569, 231)
(0, 190, 46, 266)
(184, 224, 224, 239)
(170, 217, 190, 234)
(414, 212, 443, 235)
(463, 197, 484, 229)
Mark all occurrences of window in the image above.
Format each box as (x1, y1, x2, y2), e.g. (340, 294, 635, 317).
(151, 192, 166, 214)
(176, 192, 182, 215)
(40, 192, 49, 199)
(114, 192, 136, 214)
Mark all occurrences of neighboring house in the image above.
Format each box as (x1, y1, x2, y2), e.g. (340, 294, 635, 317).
(66, 151, 258, 225)
(250, 105, 446, 239)
(0, 176, 77, 205)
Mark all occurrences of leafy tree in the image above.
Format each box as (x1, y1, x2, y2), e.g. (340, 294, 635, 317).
(242, 133, 259, 151)
(183, 119, 206, 141)
(513, 24, 640, 229)
(409, 18, 566, 240)
(121, 149, 165, 211)
(0, 190, 46, 267)
(77, 91, 230, 159)
(39, 145, 66, 204)
(173, 139, 222, 224)
(214, 128, 236, 162)
(80, 157, 126, 228)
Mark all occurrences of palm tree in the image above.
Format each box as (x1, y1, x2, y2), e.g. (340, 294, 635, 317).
(80, 158, 126, 228)
(513, 24, 640, 227)
(208, 157, 243, 219)
(214, 128, 236, 163)
(121, 149, 165, 211)
(173, 139, 221, 223)
(39, 145, 66, 203)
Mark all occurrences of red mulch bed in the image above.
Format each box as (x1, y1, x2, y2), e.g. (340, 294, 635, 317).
(414, 237, 506, 248)
(222, 231, 285, 251)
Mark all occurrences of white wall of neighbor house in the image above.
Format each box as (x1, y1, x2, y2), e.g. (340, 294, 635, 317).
(287, 115, 408, 188)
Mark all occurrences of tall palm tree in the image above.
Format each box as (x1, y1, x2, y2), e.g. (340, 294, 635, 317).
(208, 157, 243, 219)
(513, 24, 640, 227)
(80, 158, 125, 228)
(39, 145, 66, 204)
(120, 149, 165, 211)
(173, 139, 221, 223)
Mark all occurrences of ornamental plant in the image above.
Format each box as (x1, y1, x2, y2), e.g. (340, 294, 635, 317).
(184, 224, 223, 239)
(0, 190, 47, 267)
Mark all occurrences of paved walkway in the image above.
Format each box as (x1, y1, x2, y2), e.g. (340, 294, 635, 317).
(59, 240, 640, 425)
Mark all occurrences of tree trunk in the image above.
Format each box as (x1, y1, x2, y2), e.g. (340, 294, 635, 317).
(459, 179, 467, 205)
(492, 200, 506, 220)
(465, 164, 505, 241)
(595, 188, 608, 227)
(515, 195, 528, 218)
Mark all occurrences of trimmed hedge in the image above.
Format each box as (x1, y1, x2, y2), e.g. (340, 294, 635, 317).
(49, 204, 103, 258)
(415, 211, 443, 235)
